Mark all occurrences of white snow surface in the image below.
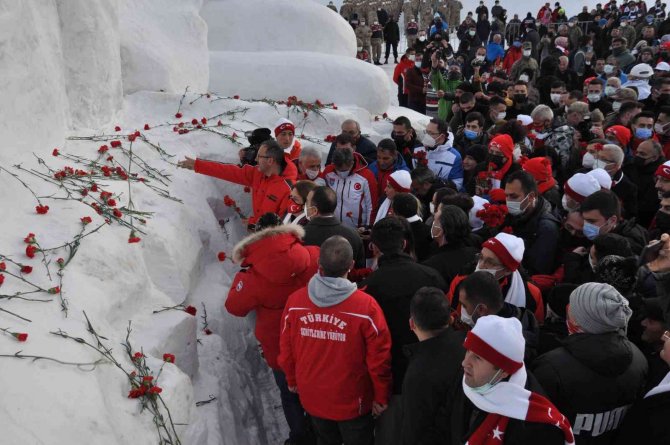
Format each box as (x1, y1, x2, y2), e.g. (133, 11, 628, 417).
(204, 0, 356, 57)
(0, 1, 427, 444)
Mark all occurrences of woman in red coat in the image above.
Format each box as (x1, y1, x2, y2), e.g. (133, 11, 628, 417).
(225, 224, 319, 444)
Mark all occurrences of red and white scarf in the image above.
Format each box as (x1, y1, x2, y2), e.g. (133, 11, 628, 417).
(463, 366, 575, 445)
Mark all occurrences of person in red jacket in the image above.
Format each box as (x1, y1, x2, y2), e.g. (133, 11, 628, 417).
(226, 224, 320, 445)
(178, 140, 297, 229)
(279, 235, 392, 445)
(393, 48, 416, 107)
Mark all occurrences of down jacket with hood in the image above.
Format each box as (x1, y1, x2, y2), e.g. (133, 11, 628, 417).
(225, 225, 319, 370)
(278, 274, 392, 421)
(532, 332, 648, 445)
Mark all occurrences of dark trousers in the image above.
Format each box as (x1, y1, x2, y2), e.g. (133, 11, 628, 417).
(385, 42, 398, 60)
(272, 369, 310, 442)
(311, 414, 374, 445)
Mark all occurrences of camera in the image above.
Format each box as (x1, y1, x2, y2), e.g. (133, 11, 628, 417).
(576, 120, 594, 143)
(239, 128, 273, 166)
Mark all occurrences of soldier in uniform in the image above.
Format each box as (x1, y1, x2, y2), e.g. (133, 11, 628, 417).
(371, 20, 385, 64)
(406, 17, 420, 48)
(402, 0, 413, 27)
(420, 0, 434, 30)
(356, 18, 374, 62)
(340, 0, 353, 21)
(368, 1, 380, 26)
(449, 0, 463, 32)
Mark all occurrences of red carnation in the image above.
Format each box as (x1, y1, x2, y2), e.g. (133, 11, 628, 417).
(81, 216, 92, 225)
(133, 352, 144, 361)
(113, 209, 123, 218)
(144, 124, 150, 130)
(115, 126, 121, 131)
(232, 132, 238, 139)
(217, 252, 227, 262)
(0, 274, 4, 286)
(90, 184, 99, 192)
(128, 235, 141, 244)
(0, 262, 5, 270)
(163, 353, 175, 363)
(184, 305, 197, 316)
(148, 386, 162, 395)
(201, 117, 207, 124)
(175, 112, 183, 118)
(346, 211, 353, 218)
(52, 148, 59, 156)
(128, 134, 137, 142)
(35, 205, 50, 214)
(217, 120, 223, 126)
(24, 233, 36, 244)
(107, 199, 117, 207)
(191, 118, 198, 125)
(26, 245, 37, 259)
(13, 333, 28, 342)
(57, 258, 65, 267)
(21, 265, 33, 274)
(333, 105, 338, 110)
(110, 140, 122, 148)
(48, 286, 60, 294)
(382, 112, 388, 118)
(142, 376, 154, 384)
(233, 95, 240, 99)
(204, 328, 212, 335)
(128, 387, 146, 398)
(223, 195, 236, 207)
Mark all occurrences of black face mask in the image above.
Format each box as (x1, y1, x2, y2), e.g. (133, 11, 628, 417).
(656, 210, 670, 232)
(448, 71, 462, 81)
(559, 228, 588, 250)
(391, 132, 409, 148)
(634, 156, 648, 167)
(514, 93, 527, 103)
(488, 153, 506, 168)
(658, 94, 670, 105)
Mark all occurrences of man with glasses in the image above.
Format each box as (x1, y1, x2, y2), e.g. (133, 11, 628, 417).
(177, 140, 296, 230)
(325, 119, 377, 165)
(413, 118, 464, 190)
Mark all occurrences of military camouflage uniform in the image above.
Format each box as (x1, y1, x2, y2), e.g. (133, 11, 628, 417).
(355, 22, 373, 62)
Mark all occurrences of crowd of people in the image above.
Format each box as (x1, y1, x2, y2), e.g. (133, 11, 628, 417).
(176, 0, 670, 444)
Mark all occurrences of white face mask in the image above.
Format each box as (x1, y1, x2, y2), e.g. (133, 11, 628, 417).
(523, 49, 532, 57)
(506, 194, 530, 216)
(469, 30, 476, 36)
(550, 93, 562, 105)
(588, 254, 598, 272)
(476, 55, 485, 61)
(419, 35, 426, 41)
(605, 86, 617, 96)
(304, 206, 314, 221)
(592, 159, 609, 170)
(469, 368, 505, 394)
(336, 170, 350, 179)
(357, 46, 363, 52)
(497, 111, 507, 121)
(582, 152, 596, 168)
(655, 123, 667, 135)
(429, 202, 436, 214)
(519, 74, 530, 83)
(612, 101, 621, 112)
(460, 304, 480, 327)
(305, 168, 320, 180)
(475, 264, 501, 279)
(430, 222, 442, 239)
(604, 64, 614, 74)
(587, 93, 601, 103)
(422, 134, 437, 148)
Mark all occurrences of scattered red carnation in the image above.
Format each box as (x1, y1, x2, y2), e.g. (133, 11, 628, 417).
(476, 203, 509, 228)
(81, 216, 92, 225)
(0, 262, 5, 270)
(233, 95, 240, 99)
(24, 233, 36, 244)
(107, 199, 117, 207)
(163, 353, 175, 363)
(52, 148, 59, 156)
(128, 134, 137, 142)
(191, 118, 198, 125)
(26, 245, 37, 259)
(184, 305, 197, 316)
(128, 235, 141, 244)
(133, 352, 144, 361)
(382, 112, 388, 118)
(204, 328, 212, 335)
(35, 205, 50, 215)
(148, 386, 162, 395)
(144, 124, 150, 130)
(114, 126, 121, 131)
(21, 265, 33, 274)
(201, 117, 207, 124)
(217, 252, 227, 262)
(175, 112, 183, 118)
(0, 274, 4, 286)
(48, 286, 60, 294)
(113, 209, 123, 218)
(110, 140, 122, 148)
(13, 333, 28, 342)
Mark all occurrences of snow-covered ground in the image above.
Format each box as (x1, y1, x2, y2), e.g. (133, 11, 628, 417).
(0, 1, 425, 444)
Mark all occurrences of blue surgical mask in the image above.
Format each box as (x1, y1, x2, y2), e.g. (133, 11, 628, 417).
(464, 129, 479, 140)
(582, 221, 603, 240)
(469, 368, 504, 394)
(635, 127, 653, 139)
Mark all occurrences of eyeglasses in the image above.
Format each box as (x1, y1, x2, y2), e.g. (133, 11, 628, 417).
(475, 253, 503, 269)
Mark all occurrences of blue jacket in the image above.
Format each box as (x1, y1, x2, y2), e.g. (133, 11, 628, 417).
(486, 42, 505, 62)
(367, 155, 410, 177)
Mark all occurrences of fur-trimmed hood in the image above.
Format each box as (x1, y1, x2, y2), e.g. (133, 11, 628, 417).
(233, 224, 305, 264)
(231, 224, 317, 286)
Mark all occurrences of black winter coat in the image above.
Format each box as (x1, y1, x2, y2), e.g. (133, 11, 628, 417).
(532, 333, 648, 445)
(400, 328, 466, 445)
(626, 157, 665, 228)
(506, 197, 561, 275)
(450, 371, 565, 445)
(360, 253, 446, 394)
(383, 21, 400, 43)
(612, 169, 639, 220)
(422, 244, 480, 289)
(325, 135, 377, 165)
(614, 382, 670, 445)
(611, 217, 648, 255)
(410, 220, 434, 262)
(302, 216, 365, 268)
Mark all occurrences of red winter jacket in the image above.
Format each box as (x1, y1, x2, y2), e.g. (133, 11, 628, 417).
(194, 158, 297, 225)
(226, 225, 319, 369)
(279, 284, 392, 421)
(393, 56, 415, 85)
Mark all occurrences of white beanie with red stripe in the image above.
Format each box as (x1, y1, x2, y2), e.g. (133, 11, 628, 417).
(587, 168, 612, 190)
(564, 173, 601, 203)
(274, 118, 295, 136)
(388, 170, 412, 192)
(482, 233, 525, 272)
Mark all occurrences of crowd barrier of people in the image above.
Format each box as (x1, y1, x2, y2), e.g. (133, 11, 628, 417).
(177, 0, 670, 444)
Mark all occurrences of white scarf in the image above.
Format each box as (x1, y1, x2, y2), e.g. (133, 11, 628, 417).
(646, 371, 670, 398)
(504, 270, 527, 308)
(374, 198, 392, 224)
(463, 365, 530, 420)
